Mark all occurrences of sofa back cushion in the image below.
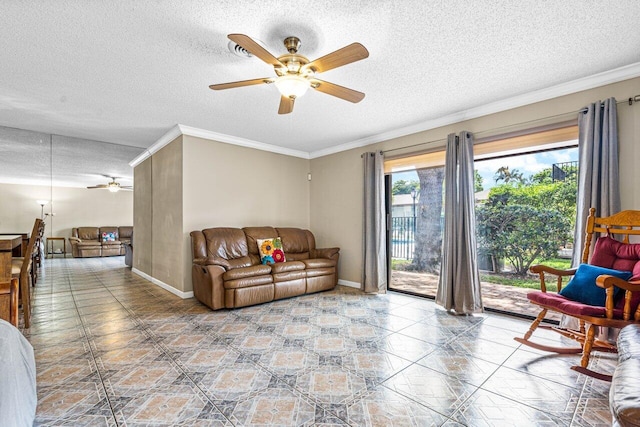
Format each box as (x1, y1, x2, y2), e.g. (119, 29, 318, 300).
(118, 226, 133, 239)
(243, 227, 278, 264)
(202, 228, 252, 269)
(77, 227, 99, 241)
(276, 228, 312, 260)
(99, 227, 119, 241)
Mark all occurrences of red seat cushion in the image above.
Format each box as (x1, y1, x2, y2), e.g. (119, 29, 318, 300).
(527, 291, 626, 318)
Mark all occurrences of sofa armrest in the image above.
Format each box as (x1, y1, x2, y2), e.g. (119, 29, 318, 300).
(193, 257, 228, 269)
(314, 247, 340, 260)
(192, 264, 226, 310)
(68, 237, 81, 245)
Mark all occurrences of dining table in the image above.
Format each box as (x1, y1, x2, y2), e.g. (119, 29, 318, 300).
(0, 235, 22, 324)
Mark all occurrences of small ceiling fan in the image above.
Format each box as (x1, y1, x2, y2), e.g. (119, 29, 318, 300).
(210, 34, 369, 114)
(87, 177, 132, 193)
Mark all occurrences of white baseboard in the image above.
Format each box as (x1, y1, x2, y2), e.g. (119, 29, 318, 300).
(337, 279, 361, 289)
(132, 268, 194, 299)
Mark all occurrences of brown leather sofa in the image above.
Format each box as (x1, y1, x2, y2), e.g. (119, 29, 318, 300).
(610, 324, 640, 427)
(69, 226, 133, 258)
(190, 226, 339, 310)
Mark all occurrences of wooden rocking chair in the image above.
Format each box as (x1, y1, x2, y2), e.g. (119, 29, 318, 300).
(515, 208, 640, 381)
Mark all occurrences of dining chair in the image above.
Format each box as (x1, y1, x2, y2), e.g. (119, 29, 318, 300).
(0, 278, 19, 327)
(11, 219, 42, 328)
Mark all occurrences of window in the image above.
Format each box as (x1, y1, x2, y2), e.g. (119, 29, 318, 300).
(387, 124, 578, 319)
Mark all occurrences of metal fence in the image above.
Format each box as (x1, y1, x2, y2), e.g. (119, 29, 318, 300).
(391, 216, 415, 259)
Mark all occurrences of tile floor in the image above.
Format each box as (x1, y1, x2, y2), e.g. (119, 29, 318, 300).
(23, 257, 614, 426)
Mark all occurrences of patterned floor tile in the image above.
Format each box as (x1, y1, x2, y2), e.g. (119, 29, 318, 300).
(221, 387, 317, 426)
(296, 366, 368, 404)
(344, 386, 450, 426)
(375, 332, 435, 360)
(382, 363, 478, 417)
(111, 384, 217, 425)
(480, 366, 580, 421)
(502, 347, 585, 388)
(197, 365, 273, 401)
(416, 347, 500, 386)
(443, 334, 517, 365)
(396, 322, 459, 346)
(23, 258, 609, 425)
(102, 360, 185, 394)
(341, 348, 413, 385)
(36, 381, 109, 421)
(451, 388, 570, 426)
(361, 312, 418, 332)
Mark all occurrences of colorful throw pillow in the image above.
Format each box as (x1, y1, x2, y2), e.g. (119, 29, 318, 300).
(256, 237, 286, 265)
(559, 263, 632, 307)
(102, 232, 116, 242)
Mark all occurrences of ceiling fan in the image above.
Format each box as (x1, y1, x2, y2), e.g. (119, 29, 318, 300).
(87, 177, 132, 193)
(210, 34, 369, 114)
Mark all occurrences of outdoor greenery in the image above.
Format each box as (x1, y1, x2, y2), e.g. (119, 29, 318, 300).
(391, 179, 419, 195)
(476, 163, 577, 276)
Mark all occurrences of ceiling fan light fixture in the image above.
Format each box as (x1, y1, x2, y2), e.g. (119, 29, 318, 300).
(274, 74, 309, 99)
(108, 183, 120, 192)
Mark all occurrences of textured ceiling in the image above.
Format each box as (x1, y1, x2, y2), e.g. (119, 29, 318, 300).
(1, 0, 640, 186)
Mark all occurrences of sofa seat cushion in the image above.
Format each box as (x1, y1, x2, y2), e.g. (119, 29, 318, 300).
(77, 241, 102, 248)
(223, 265, 272, 281)
(225, 275, 273, 289)
(271, 261, 305, 273)
(273, 270, 307, 283)
(306, 267, 335, 278)
(101, 240, 122, 246)
(302, 258, 336, 269)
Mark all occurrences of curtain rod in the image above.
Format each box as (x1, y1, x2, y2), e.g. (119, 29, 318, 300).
(578, 95, 639, 113)
(383, 94, 638, 155)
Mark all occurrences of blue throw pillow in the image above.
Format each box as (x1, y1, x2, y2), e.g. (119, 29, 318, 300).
(559, 264, 632, 307)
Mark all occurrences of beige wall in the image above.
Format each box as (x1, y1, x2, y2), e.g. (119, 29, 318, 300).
(133, 157, 152, 274)
(151, 137, 184, 291)
(181, 135, 311, 292)
(0, 182, 133, 253)
(133, 134, 311, 294)
(310, 77, 640, 284)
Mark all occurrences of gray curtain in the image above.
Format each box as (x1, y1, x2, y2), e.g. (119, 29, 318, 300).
(572, 97, 620, 266)
(436, 132, 483, 314)
(362, 151, 387, 293)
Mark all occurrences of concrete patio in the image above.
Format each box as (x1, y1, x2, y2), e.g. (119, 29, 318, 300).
(390, 270, 562, 322)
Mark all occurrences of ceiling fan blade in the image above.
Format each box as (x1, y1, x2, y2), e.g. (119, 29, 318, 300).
(87, 185, 108, 189)
(209, 77, 273, 90)
(310, 79, 365, 103)
(278, 96, 295, 115)
(304, 43, 369, 74)
(228, 34, 285, 68)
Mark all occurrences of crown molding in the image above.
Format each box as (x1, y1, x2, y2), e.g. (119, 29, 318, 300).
(129, 62, 640, 165)
(308, 61, 640, 159)
(178, 125, 309, 159)
(129, 124, 182, 167)
(129, 123, 310, 167)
